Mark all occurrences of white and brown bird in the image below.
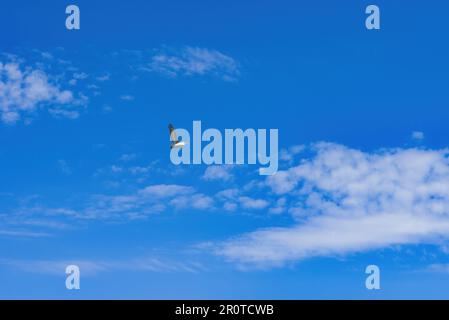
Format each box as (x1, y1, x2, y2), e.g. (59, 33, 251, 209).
(168, 123, 186, 149)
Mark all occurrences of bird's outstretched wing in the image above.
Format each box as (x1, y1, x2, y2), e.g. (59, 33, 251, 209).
(168, 123, 178, 143)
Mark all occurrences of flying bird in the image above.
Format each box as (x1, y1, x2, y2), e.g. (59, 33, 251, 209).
(168, 123, 186, 149)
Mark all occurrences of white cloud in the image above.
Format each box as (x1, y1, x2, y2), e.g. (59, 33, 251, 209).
(148, 47, 240, 81)
(217, 213, 449, 267)
(216, 188, 240, 211)
(0, 229, 50, 238)
(1, 111, 20, 124)
(57, 160, 72, 175)
(265, 171, 297, 195)
(48, 109, 79, 119)
(138, 184, 194, 199)
(268, 197, 287, 214)
(412, 131, 424, 141)
(41, 52, 53, 60)
(170, 193, 214, 210)
(102, 104, 113, 113)
(427, 263, 449, 273)
(4, 183, 210, 224)
(238, 196, 270, 210)
(202, 165, 234, 182)
(110, 165, 123, 173)
(96, 74, 110, 82)
(280, 145, 305, 163)
(0, 259, 107, 276)
(129, 165, 151, 175)
(216, 188, 240, 200)
(72, 72, 88, 80)
(215, 143, 449, 267)
(0, 61, 84, 124)
(0, 256, 203, 275)
(119, 153, 137, 162)
(120, 94, 134, 101)
(223, 202, 238, 212)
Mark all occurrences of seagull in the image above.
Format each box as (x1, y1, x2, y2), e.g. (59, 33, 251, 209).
(168, 123, 186, 149)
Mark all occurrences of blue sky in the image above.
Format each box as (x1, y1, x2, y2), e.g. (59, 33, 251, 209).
(1, 0, 449, 299)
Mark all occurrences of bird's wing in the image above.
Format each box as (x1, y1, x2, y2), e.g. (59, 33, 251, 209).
(168, 124, 178, 142)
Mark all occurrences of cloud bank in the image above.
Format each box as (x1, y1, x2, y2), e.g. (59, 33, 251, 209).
(215, 143, 449, 267)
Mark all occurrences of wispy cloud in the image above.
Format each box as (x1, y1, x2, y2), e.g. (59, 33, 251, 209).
(412, 131, 424, 141)
(5, 184, 211, 224)
(57, 160, 72, 175)
(120, 94, 134, 101)
(147, 47, 240, 81)
(0, 229, 50, 238)
(96, 73, 110, 82)
(138, 184, 195, 199)
(48, 109, 80, 119)
(427, 263, 449, 274)
(0, 256, 204, 276)
(119, 153, 137, 162)
(40, 52, 53, 60)
(0, 60, 86, 124)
